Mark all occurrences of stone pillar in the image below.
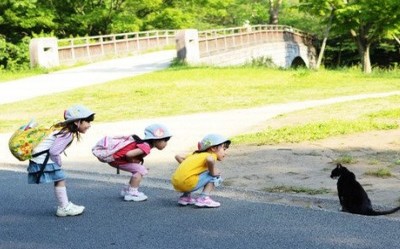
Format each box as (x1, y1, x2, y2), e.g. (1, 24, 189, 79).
(175, 29, 200, 63)
(29, 38, 60, 68)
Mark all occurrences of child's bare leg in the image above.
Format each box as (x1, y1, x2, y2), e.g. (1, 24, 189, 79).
(129, 173, 142, 188)
(201, 182, 215, 195)
(54, 179, 66, 187)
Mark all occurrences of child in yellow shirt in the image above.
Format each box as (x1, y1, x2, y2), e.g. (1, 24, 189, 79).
(171, 134, 230, 208)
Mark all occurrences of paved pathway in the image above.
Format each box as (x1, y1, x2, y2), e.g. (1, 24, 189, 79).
(1, 51, 400, 179)
(0, 50, 176, 104)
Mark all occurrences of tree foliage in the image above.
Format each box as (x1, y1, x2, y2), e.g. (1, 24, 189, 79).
(299, 0, 400, 73)
(0, 0, 399, 71)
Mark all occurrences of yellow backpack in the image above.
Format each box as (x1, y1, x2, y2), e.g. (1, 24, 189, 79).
(8, 120, 55, 161)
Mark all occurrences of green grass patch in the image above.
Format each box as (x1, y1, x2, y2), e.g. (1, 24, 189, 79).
(364, 168, 392, 178)
(333, 154, 358, 164)
(262, 185, 331, 195)
(0, 68, 49, 82)
(232, 118, 398, 145)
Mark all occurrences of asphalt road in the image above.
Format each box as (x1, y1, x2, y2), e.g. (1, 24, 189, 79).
(1, 169, 399, 249)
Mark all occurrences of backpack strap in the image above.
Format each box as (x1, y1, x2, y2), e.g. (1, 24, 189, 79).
(31, 150, 50, 184)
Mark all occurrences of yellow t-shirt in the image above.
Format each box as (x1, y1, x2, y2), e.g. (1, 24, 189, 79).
(171, 152, 217, 192)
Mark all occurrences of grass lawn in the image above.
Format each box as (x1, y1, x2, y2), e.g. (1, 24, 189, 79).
(232, 95, 400, 145)
(1, 66, 400, 145)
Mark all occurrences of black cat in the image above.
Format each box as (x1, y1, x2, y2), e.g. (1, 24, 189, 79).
(330, 163, 400, 216)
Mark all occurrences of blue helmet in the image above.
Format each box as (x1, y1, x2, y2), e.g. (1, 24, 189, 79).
(63, 104, 95, 123)
(198, 134, 231, 151)
(143, 123, 172, 140)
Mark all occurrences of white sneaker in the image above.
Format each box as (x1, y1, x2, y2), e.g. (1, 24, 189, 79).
(56, 202, 85, 217)
(124, 190, 148, 202)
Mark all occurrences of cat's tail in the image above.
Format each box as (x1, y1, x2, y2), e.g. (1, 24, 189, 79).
(367, 206, 400, 216)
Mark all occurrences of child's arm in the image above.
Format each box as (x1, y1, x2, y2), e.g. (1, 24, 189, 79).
(49, 133, 73, 166)
(175, 154, 186, 163)
(206, 156, 220, 176)
(125, 148, 145, 163)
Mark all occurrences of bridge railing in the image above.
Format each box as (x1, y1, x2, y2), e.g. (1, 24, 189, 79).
(57, 30, 176, 65)
(54, 25, 313, 66)
(198, 25, 313, 57)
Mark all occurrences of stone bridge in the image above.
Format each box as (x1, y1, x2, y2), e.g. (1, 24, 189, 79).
(176, 25, 316, 69)
(29, 25, 316, 69)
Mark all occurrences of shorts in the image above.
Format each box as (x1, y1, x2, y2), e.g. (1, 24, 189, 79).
(110, 162, 148, 176)
(189, 171, 221, 193)
(27, 161, 66, 184)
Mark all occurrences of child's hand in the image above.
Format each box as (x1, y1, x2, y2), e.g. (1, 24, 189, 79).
(175, 154, 186, 163)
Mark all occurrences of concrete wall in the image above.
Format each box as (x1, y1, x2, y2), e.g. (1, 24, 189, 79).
(29, 38, 60, 68)
(198, 42, 316, 68)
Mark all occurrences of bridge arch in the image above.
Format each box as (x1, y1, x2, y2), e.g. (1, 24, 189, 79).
(291, 56, 307, 68)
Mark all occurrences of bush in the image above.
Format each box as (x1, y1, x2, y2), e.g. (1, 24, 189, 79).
(247, 56, 277, 68)
(0, 36, 31, 71)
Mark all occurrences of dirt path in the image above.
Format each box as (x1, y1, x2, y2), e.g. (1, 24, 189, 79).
(220, 128, 400, 216)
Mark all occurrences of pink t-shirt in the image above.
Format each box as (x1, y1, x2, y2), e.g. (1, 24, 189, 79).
(110, 142, 151, 166)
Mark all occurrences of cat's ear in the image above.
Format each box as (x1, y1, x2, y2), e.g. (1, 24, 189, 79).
(337, 163, 342, 168)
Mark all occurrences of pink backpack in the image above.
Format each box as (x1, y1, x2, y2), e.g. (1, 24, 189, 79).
(92, 135, 135, 163)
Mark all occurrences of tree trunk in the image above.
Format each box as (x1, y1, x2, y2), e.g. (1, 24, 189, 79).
(268, 0, 282, 24)
(355, 40, 371, 73)
(316, 38, 327, 69)
(350, 29, 372, 74)
(394, 35, 400, 45)
(361, 44, 372, 73)
(316, 8, 335, 69)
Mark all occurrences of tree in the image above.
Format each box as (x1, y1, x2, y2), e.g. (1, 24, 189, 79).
(298, 0, 339, 70)
(0, 0, 56, 70)
(300, 0, 400, 73)
(0, 0, 56, 42)
(339, 0, 400, 73)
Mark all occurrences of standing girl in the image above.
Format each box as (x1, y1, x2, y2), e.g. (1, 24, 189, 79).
(171, 134, 230, 208)
(28, 104, 95, 217)
(108, 123, 172, 202)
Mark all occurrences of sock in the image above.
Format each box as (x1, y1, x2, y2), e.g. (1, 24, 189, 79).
(128, 186, 138, 193)
(54, 186, 69, 208)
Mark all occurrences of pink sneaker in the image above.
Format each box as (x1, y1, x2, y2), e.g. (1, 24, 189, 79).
(178, 196, 196, 206)
(195, 196, 220, 208)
